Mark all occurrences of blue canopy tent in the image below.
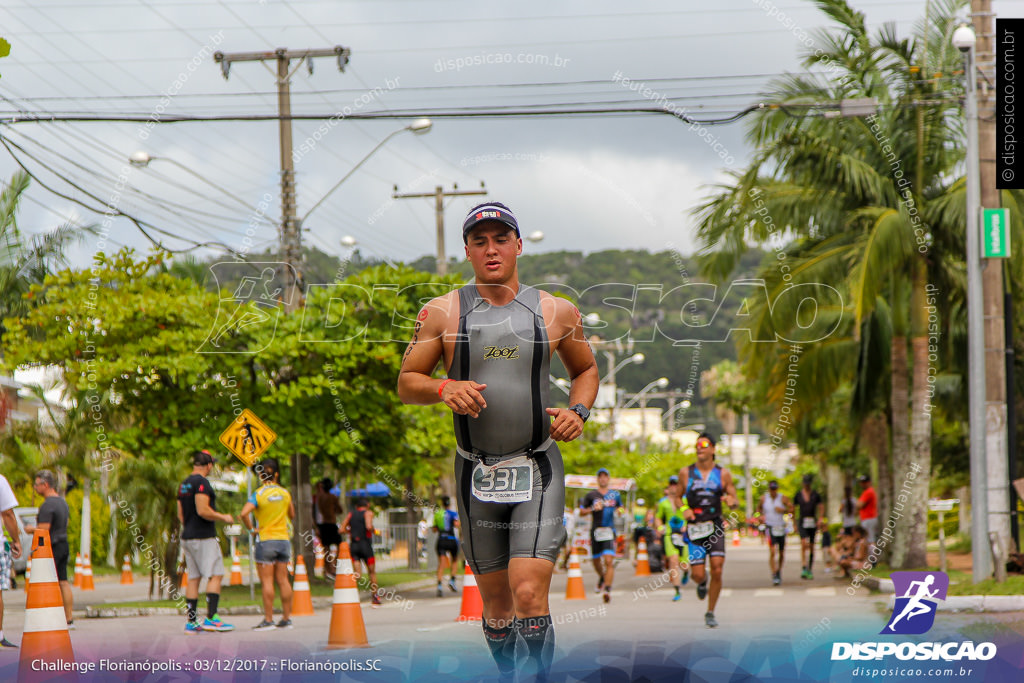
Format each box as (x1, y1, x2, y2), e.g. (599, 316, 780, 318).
(344, 482, 391, 498)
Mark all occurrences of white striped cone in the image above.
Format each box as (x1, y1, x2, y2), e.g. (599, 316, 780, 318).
(79, 554, 95, 591)
(20, 530, 74, 673)
(327, 543, 368, 648)
(635, 538, 651, 576)
(291, 556, 314, 616)
(72, 553, 81, 588)
(313, 544, 325, 578)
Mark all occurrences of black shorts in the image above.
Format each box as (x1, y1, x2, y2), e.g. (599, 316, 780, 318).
(350, 539, 375, 566)
(686, 521, 727, 565)
(52, 539, 69, 582)
(768, 533, 786, 551)
(317, 523, 341, 547)
(437, 536, 459, 559)
(590, 538, 615, 557)
(454, 445, 566, 575)
(799, 525, 817, 542)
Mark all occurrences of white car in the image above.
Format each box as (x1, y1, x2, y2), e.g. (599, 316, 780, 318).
(10, 507, 38, 575)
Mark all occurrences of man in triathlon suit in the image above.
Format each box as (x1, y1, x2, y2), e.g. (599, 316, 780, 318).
(656, 475, 690, 601)
(795, 473, 825, 579)
(680, 433, 738, 629)
(341, 498, 381, 607)
(760, 480, 792, 585)
(398, 202, 599, 680)
(434, 496, 461, 596)
(579, 468, 621, 604)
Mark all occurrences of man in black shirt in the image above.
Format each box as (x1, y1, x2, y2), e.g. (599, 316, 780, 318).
(794, 474, 825, 580)
(177, 450, 235, 633)
(24, 470, 72, 626)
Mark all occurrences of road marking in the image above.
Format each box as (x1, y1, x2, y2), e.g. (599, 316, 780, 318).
(805, 587, 836, 596)
(752, 589, 784, 597)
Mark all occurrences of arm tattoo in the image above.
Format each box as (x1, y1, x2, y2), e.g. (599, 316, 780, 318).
(402, 320, 423, 364)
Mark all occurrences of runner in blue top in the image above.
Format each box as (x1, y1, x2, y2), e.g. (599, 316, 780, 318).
(680, 433, 737, 629)
(579, 468, 622, 603)
(434, 496, 461, 596)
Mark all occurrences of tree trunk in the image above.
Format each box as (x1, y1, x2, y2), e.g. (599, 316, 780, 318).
(887, 334, 910, 565)
(891, 260, 931, 568)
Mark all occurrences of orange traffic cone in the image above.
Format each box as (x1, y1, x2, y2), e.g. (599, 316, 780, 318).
(72, 553, 81, 588)
(314, 543, 325, 578)
(19, 530, 73, 678)
(229, 550, 243, 586)
(326, 543, 369, 649)
(635, 537, 651, 576)
(456, 564, 483, 622)
(79, 554, 94, 591)
(120, 554, 134, 585)
(732, 530, 741, 547)
(565, 547, 586, 600)
(291, 556, 315, 616)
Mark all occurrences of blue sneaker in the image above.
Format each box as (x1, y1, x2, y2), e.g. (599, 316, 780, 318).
(672, 591, 682, 602)
(184, 621, 203, 634)
(681, 570, 690, 586)
(201, 615, 235, 632)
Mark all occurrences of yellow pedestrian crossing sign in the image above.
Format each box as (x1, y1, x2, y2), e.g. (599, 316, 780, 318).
(219, 409, 277, 466)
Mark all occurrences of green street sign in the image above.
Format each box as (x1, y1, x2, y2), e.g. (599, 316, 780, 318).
(982, 208, 1010, 258)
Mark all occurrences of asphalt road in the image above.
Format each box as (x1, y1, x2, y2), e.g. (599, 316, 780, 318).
(0, 539, 1019, 682)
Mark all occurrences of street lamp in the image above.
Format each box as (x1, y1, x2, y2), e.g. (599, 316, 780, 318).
(604, 351, 644, 439)
(621, 377, 669, 449)
(953, 23, 991, 583)
(129, 151, 258, 212)
(526, 230, 545, 242)
(550, 375, 571, 396)
(302, 119, 432, 226)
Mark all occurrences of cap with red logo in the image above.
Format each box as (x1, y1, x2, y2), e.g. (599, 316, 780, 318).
(462, 202, 520, 241)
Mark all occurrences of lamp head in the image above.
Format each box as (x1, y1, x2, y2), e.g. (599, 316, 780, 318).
(952, 25, 976, 52)
(409, 118, 433, 134)
(129, 151, 152, 167)
(631, 353, 645, 363)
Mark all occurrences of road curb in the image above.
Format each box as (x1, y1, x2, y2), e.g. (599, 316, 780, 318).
(863, 577, 1024, 612)
(85, 577, 436, 619)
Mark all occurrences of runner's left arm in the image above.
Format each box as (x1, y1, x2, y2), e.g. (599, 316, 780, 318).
(547, 298, 598, 442)
(721, 470, 738, 508)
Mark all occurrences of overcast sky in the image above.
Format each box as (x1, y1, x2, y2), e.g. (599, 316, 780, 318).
(0, 0, 1019, 268)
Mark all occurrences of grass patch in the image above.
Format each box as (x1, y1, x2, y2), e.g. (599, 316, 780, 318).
(947, 572, 1024, 596)
(102, 570, 432, 610)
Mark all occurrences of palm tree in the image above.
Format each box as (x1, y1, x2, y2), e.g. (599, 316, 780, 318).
(693, 0, 1021, 568)
(0, 170, 97, 352)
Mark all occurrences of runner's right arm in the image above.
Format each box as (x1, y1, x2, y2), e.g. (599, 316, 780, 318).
(397, 295, 487, 417)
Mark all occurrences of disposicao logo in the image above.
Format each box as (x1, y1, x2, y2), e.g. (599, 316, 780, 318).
(831, 571, 997, 662)
(881, 570, 948, 635)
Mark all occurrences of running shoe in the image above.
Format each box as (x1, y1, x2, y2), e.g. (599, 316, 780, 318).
(184, 621, 203, 634)
(681, 570, 690, 586)
(696, 580, 708, 600)
(772, 574, 781, 586)
(66, 621, 75, 630)
(802, 570, 813, 580)
(704, 611, 718, 628)
(252, 620, 276, 632)
(275, 619, 293, 629)
(201, 615, 235, 632)
(602, 589, 611, 604)
(436, 583, 443, 597)
(595, 579, 604, 594)
(672, 590, 682, 602)
(448, 577, 457, 593)
(0, 637, 17, 647)
(372, 593, 382, 608)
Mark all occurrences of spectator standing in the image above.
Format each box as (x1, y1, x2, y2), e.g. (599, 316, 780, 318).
(24, 470, 73, 626)
(0, 472, 21, 647)
(240, 458, 295, 630)
(856, 475, 878, 558)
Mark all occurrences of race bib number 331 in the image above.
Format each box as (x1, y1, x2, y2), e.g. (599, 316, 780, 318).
(472, 455, 534, 503)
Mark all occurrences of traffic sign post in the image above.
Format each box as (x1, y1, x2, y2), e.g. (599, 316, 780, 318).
(982, 208, 1010, 258)
(928, 498, 960, 574)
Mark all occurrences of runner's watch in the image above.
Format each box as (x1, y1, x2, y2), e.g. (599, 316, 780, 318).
(569, 403, 590, 423)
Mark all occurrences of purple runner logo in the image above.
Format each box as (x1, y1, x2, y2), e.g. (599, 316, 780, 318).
(881, 571, 949, 635)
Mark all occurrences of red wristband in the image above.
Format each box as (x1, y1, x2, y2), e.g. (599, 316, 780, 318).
(438, 379, 455, 398)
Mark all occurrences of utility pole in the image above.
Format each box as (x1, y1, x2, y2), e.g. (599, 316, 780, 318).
(971, 0, 1012, 580)
(214, 45, 350, 576)
(393, 184, 487, 275)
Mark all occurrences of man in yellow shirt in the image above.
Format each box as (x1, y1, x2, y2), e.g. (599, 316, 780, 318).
(240, 458, 295, 631)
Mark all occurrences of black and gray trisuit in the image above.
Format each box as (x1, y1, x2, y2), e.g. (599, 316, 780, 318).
(450, 282, 566, 574)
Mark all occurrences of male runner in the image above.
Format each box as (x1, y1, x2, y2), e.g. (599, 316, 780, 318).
(398, 201, 598, 680)
(655, 475, 690, 601)
(434, 496, 461, 596)
(795, 474, 825, 579)
(177, 450, 235, 633)
(579, 468, 621, 603)
(760, 480, 791, 585)
(342, 498, 381, 607)
(681, 433, 738, 628)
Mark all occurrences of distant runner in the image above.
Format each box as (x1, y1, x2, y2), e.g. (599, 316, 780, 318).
(760, 480, 791, 586)
(655, 475, 690, 601)
(794, 474, 824, 579)
(580, 468, 621, 604)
